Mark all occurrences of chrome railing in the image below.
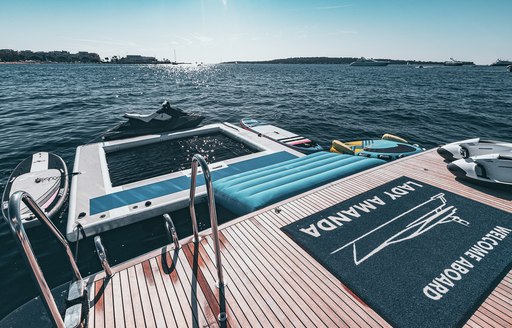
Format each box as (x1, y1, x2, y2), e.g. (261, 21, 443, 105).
(163, 213, 180, 249)
(189, 154, 225, 288)
(5, 191, 84, 328)
(94, 236, 113, 278)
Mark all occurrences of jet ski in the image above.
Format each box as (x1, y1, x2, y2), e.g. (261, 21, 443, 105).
(102, 101, 204, 141)
(447, 153, 512, 189)
(330, 134, 424, 161)
(437, 138, 512, 162)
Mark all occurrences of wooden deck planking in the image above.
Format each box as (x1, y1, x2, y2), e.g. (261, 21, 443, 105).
(155, 256, 199, 328)
(83, 150, 512, 327)
(236, 220, 356, 326)
(212, 231, 298, 326)
(142, 260, 168, 327)
(133, 263, 157, 328)
(198, 234, 282, 327)
(93, 280, 104, 328)
(102, 274, 115, 327)
(156, 252, 194, 327)
(224, 225, 330, 327)
(118, 269, 135, 328)
(249, 214, 389, 328)
(259, 210, 391, 328)
(195, 240, 258, 327)
(86, 277, 95, 327)
(112, 273, 125, 328)
(181, 242, 249, 327)
(126, 266, 146, 328)
(147, 258, 178, 328)
(174, 246, 219, 327)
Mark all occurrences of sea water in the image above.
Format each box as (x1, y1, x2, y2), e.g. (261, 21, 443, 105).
(0, 63, 511, 318)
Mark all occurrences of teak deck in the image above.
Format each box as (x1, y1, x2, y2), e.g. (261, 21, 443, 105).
(82, 150, 512, 327)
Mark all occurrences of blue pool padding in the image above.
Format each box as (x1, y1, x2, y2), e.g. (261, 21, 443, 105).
(90, 151, 297, 215)
(213, 152, 385, 216)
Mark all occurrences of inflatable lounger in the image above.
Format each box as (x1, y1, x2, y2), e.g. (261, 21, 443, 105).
(214, 152, 385, 216)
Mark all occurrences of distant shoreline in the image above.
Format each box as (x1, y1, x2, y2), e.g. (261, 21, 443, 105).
(0, 62, 41, 65)
(222, 57, 474, 66)
(1, 61, 494, 67)
(0, 50, 486, 65)
(0, 57, 489, 66)
(0, 61, 190, 65)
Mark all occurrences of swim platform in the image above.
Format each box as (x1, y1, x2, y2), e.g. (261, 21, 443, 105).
(67, 123, 303, 241)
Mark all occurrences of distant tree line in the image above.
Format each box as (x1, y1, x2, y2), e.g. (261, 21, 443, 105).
(0, 49, 101, 63)
(224, 57, 446, 65)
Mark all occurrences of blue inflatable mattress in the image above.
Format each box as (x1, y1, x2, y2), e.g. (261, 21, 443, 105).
(213, 151, 385, 216)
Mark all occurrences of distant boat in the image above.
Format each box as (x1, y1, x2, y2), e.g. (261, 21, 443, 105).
(171, 49, 179, 65)
(507, 65, 511, 72)
(444, 58, 463, 66)
(491, 59, 512, 66)
(350, 57, 389, 66)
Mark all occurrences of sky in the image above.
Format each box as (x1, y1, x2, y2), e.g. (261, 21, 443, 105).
(0, 0, 510, 64)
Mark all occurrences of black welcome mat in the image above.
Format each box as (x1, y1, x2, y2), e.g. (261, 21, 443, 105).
(282, 177, 512, 328)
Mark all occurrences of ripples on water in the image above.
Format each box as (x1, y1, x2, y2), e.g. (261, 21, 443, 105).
(0, 63, 511, 318)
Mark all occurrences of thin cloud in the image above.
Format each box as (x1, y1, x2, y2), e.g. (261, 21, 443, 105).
(228, 33, 248, 41)
(191, 33, 214, 44)
(173, 35, 194, 46)
(315, 4, 353, 10)
(328, 29, 358, 35)
(70, 38, 139, 47)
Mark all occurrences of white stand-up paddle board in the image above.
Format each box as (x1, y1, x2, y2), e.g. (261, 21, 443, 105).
(2, 152, 69, 228)
(240, 118, 323, 153)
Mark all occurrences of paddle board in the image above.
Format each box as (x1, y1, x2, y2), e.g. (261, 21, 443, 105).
(240, 118, 323, 153)
(2, 152, 69, 227)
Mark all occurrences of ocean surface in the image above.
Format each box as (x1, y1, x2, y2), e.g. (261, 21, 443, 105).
(0, 63, 511, 319)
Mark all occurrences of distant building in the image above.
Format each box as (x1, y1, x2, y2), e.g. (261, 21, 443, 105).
(118, 55, 158, 64)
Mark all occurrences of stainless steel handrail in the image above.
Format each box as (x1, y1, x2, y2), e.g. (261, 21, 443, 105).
(189, 159, 201, 243)
(189, 154, 225, 288)
(5, 191, 84, 328)
(94, 236, 113, 277)
(163, 213, 180, 249)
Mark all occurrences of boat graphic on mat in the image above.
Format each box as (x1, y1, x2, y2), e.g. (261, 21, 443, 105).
(330, 193, 469, 265)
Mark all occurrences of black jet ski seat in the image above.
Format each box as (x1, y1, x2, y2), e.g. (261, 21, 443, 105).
(123, 101, 186, 123)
